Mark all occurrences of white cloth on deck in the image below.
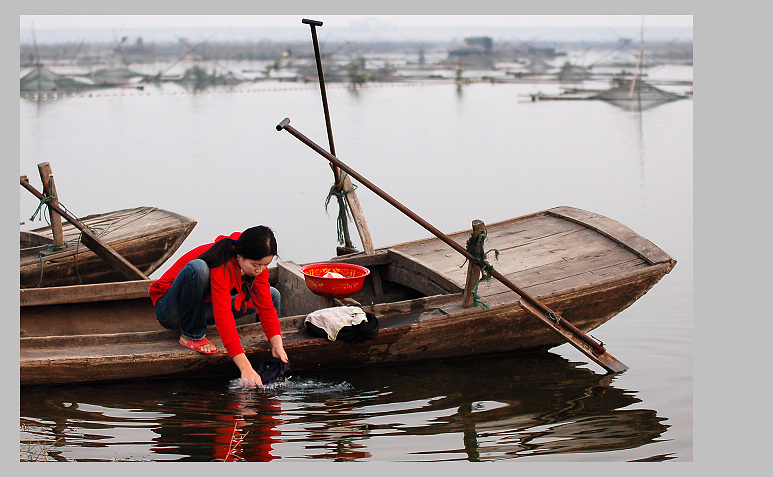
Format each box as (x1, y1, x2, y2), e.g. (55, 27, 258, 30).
(304, 306, 368, 341)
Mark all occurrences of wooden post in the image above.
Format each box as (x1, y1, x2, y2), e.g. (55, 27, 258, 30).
(343, 175, 375, 254)
(37, 162, 64, 247)
(20, 176, 148, 281)
(462, 220, 486, 308)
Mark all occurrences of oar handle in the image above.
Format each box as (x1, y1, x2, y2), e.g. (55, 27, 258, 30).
(302, 17, 338, 162)
(276, 118, 290, 130)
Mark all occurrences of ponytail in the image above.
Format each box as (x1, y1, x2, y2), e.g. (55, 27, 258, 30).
(196, 238, 235, 269)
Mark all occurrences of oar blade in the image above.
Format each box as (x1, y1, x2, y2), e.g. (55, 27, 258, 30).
(520, 300, 628, 374)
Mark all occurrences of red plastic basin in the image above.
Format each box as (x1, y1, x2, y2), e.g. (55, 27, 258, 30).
(299, 262, 371, 298)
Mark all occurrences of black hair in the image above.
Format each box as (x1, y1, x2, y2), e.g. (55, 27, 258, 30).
(197, 225, 277, 269)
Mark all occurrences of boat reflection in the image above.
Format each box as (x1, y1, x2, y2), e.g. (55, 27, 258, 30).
(290, 352, 670, 461)
(19, 351, 669, 461)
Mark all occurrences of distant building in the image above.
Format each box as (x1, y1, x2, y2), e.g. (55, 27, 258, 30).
(114, 36, 155, 59)
(448, 36, 493, 58)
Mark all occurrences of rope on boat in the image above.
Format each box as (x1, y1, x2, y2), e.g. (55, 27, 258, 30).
(29, 235, 86, 288)
(24, 197, 112, 288)
(460, 230, 499, 308)
(324, 171, 357, 249)
(28, 191, 57, 224)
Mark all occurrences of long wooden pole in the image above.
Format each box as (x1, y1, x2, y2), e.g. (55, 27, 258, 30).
(302, 18, 376, 255)
(20, 176, 148, 281)
(276, 117, 628, 373)
(302, 19, 338, 176)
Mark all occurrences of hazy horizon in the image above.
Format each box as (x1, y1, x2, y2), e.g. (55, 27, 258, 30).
(20, 14, 693, 45)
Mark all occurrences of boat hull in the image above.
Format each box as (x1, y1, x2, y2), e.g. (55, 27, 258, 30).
(20, 206, 676, 385)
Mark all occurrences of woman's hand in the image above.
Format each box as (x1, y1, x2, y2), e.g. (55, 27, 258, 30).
(232, 353, 263, 388)
(269, 334, 288, 363)
(240, 366, 263, 388)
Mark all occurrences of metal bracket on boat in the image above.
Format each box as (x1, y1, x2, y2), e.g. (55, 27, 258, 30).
(546, 310, 561, 324)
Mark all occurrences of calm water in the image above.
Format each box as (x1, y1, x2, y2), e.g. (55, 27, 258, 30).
(19, 63, 693, 461)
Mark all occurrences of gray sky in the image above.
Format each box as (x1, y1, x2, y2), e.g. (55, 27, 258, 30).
(20, 14, 693, 31)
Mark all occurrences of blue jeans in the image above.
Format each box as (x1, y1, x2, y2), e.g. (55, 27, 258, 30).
(155, 259, 281, 340)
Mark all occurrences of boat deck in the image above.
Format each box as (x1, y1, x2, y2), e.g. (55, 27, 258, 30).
(391, 206, 674, 306)
(22, 207, 190, 251)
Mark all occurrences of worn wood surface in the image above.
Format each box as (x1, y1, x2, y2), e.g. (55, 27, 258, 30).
(20, 207, 196, 288)
(20, 206, 676, 385)
(20, 176, 148, 282)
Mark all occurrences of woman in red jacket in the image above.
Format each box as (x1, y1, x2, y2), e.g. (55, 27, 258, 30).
(149, 225, 287, 387)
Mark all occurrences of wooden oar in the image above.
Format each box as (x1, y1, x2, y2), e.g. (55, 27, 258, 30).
(276, 117, 628, 374)
(302, 18, 376, 255)
(20, 176, 148, 281)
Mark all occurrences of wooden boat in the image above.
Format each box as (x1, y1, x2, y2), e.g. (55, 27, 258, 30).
(20, 206, 197, 288)
(20, 206, 675, 386)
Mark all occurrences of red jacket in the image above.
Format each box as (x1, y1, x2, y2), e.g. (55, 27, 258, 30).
(149, 232, 281, 357)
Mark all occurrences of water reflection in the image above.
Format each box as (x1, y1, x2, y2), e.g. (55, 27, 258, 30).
(290, 353, 670, 461)
(150, 388, 282, 461)
(20, 352, 669, 461)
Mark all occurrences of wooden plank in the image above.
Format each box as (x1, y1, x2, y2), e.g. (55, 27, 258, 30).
(138, 219, 197, 274)
(386, 249, 463, 295)
(385, 209, 548, 253)
(399, 215, 588, 275)
(453, 264, 661, 314)
(402, 227, 613, 291)
(483, 230, 618, 275)
(474, 249, 648, 299)
(548, 206, 676, 265)
(20, 279, 153, 306)
(20, 230, 54, 247)
(29, 207, 188, 243)
(328, 249, 392, 267)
